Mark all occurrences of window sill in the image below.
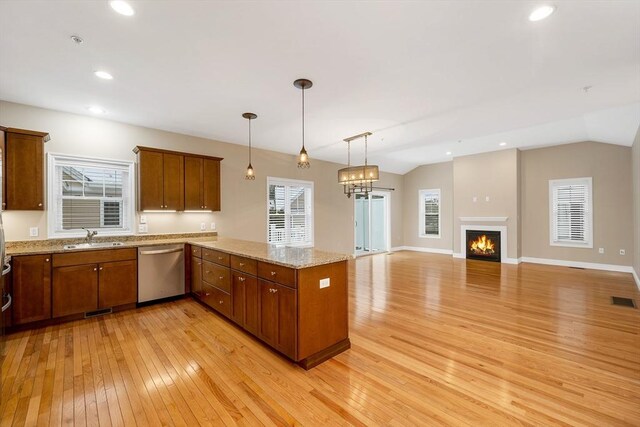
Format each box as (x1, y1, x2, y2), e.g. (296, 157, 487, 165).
(48, 230, 135, 239)
(419, 234, 441, 239)
(550, 241, 593, 249)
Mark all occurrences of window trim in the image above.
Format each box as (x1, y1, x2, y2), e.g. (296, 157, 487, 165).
(548, 177, 593, 248)
(47, 152, 135, 238)
(266, 176, 314, 247)
(419, 188, 441, 239)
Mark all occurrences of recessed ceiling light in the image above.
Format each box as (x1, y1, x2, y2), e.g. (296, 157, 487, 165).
(88, 106, 106, 114)
(446, 151, 452, 155)
(529, 5, 555, 22)
(499, 142, 507, 146)
(94, 71, 113, 80)
(70, 35, 84, 44)
(110, 0, 135, 16)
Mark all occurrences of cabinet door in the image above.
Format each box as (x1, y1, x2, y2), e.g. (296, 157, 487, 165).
(231, 272, 246, 325)
(184, 156, 203, 210)
(191, 256, 203, 297)
(52, 264, 98, 317)
(244, 275, 259, 335)
(12, 255, 51, 325)
(258, 279, 278, 346)
(1, 128, 5, 210)
(163, 153, 184, 211)
(203, 159, 220, 211)
(138, 150, 164, 210)
(258, 280, 297, 358)
(6, 132, 44, 210)
(98, 260, 137, 308)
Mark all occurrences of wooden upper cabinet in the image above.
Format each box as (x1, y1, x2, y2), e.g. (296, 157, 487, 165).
(3, 127, 49, 210)
(137, 149, 164, 210)
(184, 156, 203, 210)
(134, 146, 221, 212)
(203, 158, 221, 211)
(162, 153, 184, 211)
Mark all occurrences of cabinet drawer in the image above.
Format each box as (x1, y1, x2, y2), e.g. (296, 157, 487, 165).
(53, 248, 137, 267)
(230, 255, 257, 276)
(190, 246, 202, 258)
(203, 261, 230, 293)
(258, 262, 296, 288)
(202, 248, 230, 267)
(201, 283, 230, 317)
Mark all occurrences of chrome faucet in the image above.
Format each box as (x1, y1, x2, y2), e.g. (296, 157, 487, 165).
(83, 228, 98, 244)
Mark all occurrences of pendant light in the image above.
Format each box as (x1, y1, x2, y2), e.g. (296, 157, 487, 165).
(242, 112, 257, 180)
(338, 131, 380, 198)
(294, 78, 312, 168)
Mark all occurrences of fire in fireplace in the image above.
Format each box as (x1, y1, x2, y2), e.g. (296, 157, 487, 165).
(466, 230, 501, 262)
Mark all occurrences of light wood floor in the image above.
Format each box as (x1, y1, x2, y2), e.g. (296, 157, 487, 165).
(2, 252, 639, 426)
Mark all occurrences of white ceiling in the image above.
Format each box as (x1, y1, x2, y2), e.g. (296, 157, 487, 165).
(1, 0, 639, 174)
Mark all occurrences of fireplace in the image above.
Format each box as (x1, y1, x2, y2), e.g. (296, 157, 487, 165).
(466, 230, 501, 262)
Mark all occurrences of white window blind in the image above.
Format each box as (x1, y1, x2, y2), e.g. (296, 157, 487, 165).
(549, 177, 593, 248)
(267, 178, 314, 246)
(48, 154, 135, 238)
(419, 189, 441, 238)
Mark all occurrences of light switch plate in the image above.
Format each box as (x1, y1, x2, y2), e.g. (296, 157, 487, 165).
(598, 248, 604, 254)
(139, 215, 147, 224)
(320, 278, 330, 289)
(211, 222, 216, 230)
(200, 222, 206, 231)
(29, 227, 39, 237)
(485, 196, 490, 202)
(620, 249, 626, 255)
(138, 224, 148, 233)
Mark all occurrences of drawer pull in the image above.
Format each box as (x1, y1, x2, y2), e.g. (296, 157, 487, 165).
(219, 276, 224, 280)
(218, 256, 224, 260)
(238, 277, 245, 282)
(270, 271, 277, 276)
(269, 288, 278, 293)
(219, 300, 223, 305)
(239, 262, 245, 267)
(205, 270, 210, 274)
(38, 203, 43, 207)
(205, 292, 211, 296)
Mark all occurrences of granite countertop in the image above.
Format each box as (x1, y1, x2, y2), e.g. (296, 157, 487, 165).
(190, 237, 352, 269)
(5, 232, 218, 256)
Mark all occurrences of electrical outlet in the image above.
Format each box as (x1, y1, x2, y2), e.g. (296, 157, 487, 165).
(598, 248, 604, 254)
(620, 249, 626, 255)
(200, 222, 206, 231)
(485, 196, 490, 202)
(472, 196, 477, 203)
(138, 224, 148, 233)
(29, 227, 39, 237)
(210, 222, 216, 230)
(139, 215, 147, 224)
(319, 278, 330, 289)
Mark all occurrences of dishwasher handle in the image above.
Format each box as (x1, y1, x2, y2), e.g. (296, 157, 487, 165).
(2, 263, 10, 276)
(139, 248, 184, 256)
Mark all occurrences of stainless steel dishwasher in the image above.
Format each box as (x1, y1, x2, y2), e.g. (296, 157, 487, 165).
(138, 244, 185, 303)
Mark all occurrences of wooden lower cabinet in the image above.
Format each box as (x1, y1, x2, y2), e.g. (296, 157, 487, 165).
(191, 256, 203, 297)
(258, 280, 296, 359)
(231, 271, 258, 335)
(53, 264, 99, 318)
(201, 283, 230, 317)
(11, 254, 51, 325)
(98, 260, 137, 308)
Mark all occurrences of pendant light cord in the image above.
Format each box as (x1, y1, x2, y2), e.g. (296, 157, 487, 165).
(302, 85, 305, 150)
(248, 118, 252, 164)
(364, 134, 368, 167)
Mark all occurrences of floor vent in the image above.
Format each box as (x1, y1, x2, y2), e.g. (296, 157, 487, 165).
(611, 297, 636, 308)
(85, 308, 113, 318)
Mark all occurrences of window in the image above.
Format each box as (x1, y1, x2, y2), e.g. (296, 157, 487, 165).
(549, 177, 593, 248)
(267, 177, 314, 246)
(48, 153, 135, 238)
(419, 189, 440, 238)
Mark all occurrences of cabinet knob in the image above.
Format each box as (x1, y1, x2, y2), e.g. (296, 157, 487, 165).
(45, 258, 49, 262)
(238, 277, 245, 282)
(99, 267, 103, 271)
(205, 292, 211, 296)
(38, 203, 43, 207)
(239, 262, 245, 267)
(218, 256, 223, 260)
(219, 276, 224, 280)
(270, 271, 277, 276)
(204, 206, 207, 208)
(93, 267, 97, 271)
(270, 288, 278, 293)
(219, 300, 223, 305)
(205, 270, 210, 274)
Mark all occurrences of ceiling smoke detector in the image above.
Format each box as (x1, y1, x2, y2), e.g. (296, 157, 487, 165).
(70, 35, 84, 44)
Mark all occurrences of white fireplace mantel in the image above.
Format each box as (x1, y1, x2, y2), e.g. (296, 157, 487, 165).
(459, 216, 508, 222)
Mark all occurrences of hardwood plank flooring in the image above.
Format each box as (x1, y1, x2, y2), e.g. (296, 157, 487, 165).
(2, 252, 639, 426)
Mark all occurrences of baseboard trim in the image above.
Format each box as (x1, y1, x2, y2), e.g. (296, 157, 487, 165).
(392, 246, 453, 255)
(520, 257, 634, 274)
(632, 268, 640, 291)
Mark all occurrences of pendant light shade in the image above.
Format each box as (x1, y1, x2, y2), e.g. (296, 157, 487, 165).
(242, 112, 257, 180)
(294, 78, 312, 168)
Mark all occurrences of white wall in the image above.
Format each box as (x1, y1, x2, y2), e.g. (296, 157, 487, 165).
(0, 101, 404, 254)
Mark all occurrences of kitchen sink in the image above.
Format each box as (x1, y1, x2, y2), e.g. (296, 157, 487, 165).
(63, 242, 125, 250)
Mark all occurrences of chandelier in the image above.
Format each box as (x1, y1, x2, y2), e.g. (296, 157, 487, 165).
(338, 132, 380, 198)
